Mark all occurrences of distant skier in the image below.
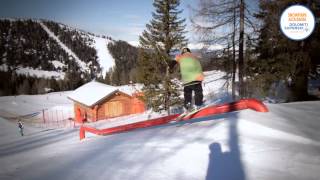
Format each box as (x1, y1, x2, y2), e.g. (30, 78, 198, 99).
(171, 47, 204, 112)
(18, 120, 24, 136)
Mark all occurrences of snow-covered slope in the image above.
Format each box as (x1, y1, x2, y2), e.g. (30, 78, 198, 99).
(1, 101, 320, 180)
(0, 19, 116, 80)
(90, 36, 115, 77)
(38, 21, 90, 73)
(40, 21, 116, 78)
(1, 70, 320, 179)
(1, 70, 320, 180)
(0, 91, 73, 119)
(39, 22, 116, 78)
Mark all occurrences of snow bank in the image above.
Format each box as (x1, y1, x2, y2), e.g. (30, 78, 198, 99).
(0, 91, 73, 118)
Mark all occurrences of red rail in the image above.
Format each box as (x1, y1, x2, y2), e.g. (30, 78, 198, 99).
(80, 98, 268, 140)
(185, 98, 268, 120)
(80, 114, 179, 140)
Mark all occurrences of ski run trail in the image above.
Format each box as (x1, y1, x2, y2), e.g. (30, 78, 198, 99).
(1, 70, 320, 180)
(38, 21, 90, 72)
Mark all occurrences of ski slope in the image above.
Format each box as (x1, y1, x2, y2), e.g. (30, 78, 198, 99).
(91, 36, 115, 77)
(1, 101, 320, 180)
(1, 70, 320, 180)
(38, 21, 90, 73)
(40, 21, 116, 78)
(0, 91, 73, 118)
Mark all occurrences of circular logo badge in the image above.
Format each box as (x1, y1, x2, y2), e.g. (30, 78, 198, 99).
(280, 5, 315, 41)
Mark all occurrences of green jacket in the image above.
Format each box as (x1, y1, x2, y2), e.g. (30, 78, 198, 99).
(175, 52, 204, 85)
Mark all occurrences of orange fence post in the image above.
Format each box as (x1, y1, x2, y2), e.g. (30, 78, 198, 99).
(80, 126, 85, 140)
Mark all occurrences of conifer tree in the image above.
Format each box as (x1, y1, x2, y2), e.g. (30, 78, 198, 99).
(250, 0, 320, 101)
(138, 0, 187, 113)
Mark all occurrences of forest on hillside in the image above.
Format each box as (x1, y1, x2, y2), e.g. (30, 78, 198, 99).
(0, 19, 103, 95)
(104, 40, 139, 86)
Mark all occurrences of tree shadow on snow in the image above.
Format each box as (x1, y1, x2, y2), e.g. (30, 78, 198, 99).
(206, 114, 246, 180)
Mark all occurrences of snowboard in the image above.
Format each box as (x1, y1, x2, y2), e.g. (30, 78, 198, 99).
(173, 104, 211, 122)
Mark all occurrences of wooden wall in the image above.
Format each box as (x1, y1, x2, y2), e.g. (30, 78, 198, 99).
(73, 92, 145, 123)
(96, 92, 132, 120)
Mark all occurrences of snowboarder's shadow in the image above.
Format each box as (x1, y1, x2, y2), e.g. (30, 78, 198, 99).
(206, 118, 246, 180)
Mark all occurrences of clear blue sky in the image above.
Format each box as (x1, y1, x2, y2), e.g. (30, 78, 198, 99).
(0, 0, 197, 44)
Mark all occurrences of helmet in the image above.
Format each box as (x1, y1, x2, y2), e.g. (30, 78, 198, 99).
(181, 47, 191, 54)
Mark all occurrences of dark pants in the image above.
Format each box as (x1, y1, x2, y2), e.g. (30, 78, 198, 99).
(19, 128, 24, 136)
(184, 81, 203, 108)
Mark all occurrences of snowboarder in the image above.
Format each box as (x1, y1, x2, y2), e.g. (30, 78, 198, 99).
(171, 47, 204, 112)
(18, 120, 24, 136)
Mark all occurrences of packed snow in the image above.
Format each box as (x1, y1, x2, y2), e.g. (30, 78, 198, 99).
(91, 36, 115, 77)
(1, 70, 320, 180)
(0, 91, 73, 117)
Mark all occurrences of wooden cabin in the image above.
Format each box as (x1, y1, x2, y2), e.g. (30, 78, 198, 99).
(68, 81, 145, 123)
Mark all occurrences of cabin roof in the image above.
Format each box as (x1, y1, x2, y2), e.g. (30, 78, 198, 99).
(68, 81, 131, 107)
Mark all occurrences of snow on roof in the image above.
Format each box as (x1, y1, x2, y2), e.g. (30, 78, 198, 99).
(68, 81, 123, 107)
(117, 83, 143, 96)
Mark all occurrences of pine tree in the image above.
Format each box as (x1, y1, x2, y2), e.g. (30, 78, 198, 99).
(107, 40, 139, 85)
(251, 0, 320, 101)
(138, 0, 187, 114)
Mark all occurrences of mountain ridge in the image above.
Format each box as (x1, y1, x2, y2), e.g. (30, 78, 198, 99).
(0, 18, 122, 95)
